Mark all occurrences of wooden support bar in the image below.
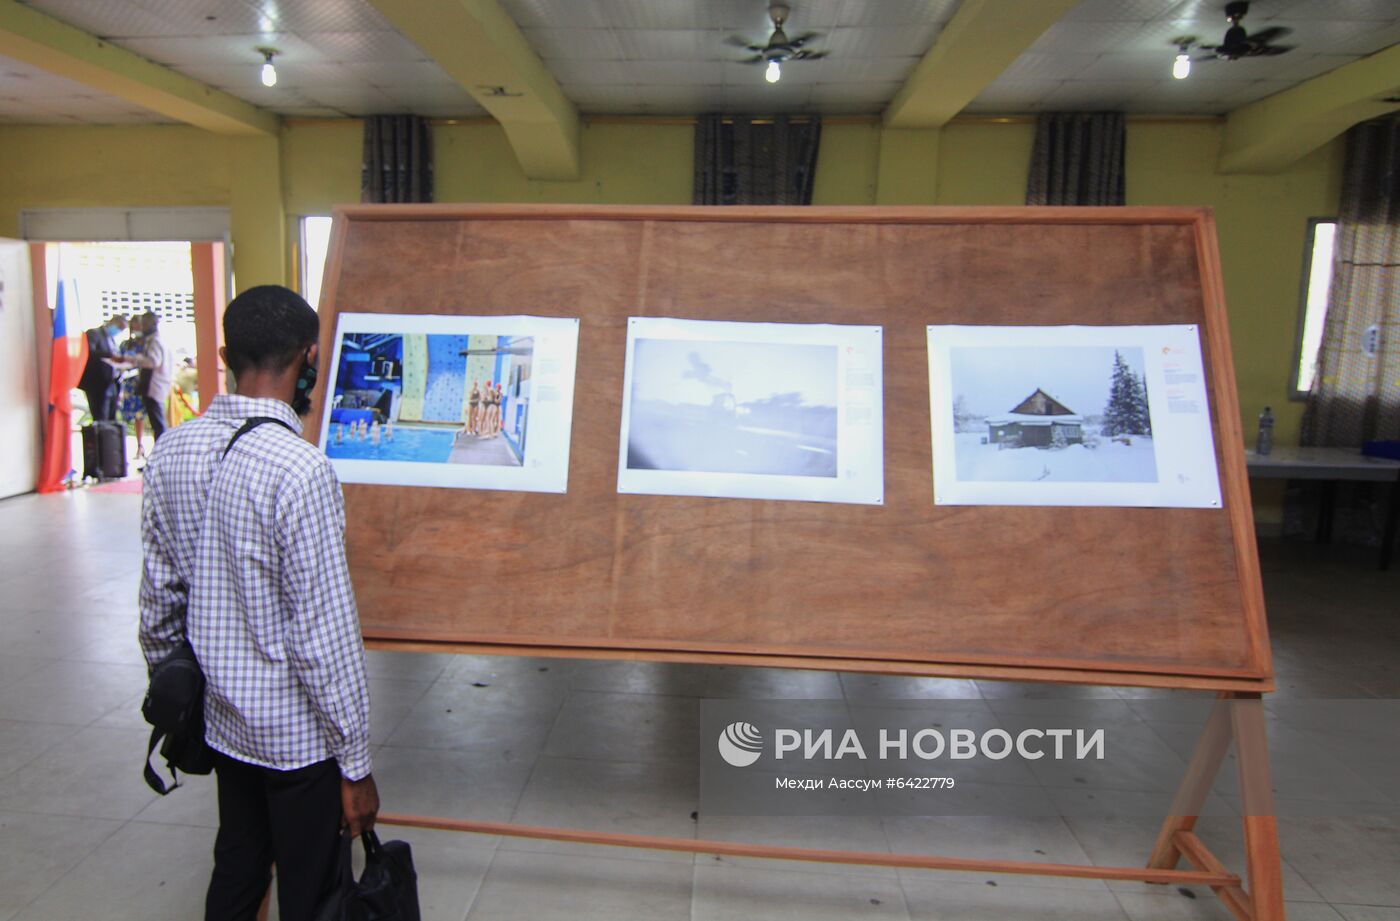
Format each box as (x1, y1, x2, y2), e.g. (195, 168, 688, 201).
(1176, 831, 1254, 921)
(1148, 694, 1236, 872)
(1232, 694, 1286, 921)
(376, 813, 1240, 887)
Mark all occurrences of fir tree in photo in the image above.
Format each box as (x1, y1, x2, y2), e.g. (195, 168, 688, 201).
(1102, 350, 1153, 437)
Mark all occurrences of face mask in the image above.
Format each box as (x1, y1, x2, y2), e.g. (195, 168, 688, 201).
(291, 357, 318, 416)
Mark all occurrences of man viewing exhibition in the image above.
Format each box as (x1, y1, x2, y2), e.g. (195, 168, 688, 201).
(138, 284, 377, 921)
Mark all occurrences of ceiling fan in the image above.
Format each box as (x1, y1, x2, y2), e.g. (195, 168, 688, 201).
(1192, 1, 1296, 61)
(728, 3, 828, 83)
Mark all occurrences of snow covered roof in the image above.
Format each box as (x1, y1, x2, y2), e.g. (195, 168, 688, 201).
(988, 413, 1084, 426)
(1008, 388, 1077, 417)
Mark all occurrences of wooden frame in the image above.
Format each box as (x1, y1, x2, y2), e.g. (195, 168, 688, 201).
(313, 204, 1283, 919)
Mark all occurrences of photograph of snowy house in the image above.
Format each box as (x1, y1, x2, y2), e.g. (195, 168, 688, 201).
(947, 344, 1158, 483)
(986, 389, 1083, 447)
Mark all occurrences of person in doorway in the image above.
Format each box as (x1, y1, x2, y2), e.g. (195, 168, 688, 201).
(78, 314, 127, 421)
(117, 313, 149, 459)
(138, 285, 377, 921)
(130, 312, 174, 441)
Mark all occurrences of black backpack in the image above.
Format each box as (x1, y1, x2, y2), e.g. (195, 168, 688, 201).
(141, 416, 296, 795)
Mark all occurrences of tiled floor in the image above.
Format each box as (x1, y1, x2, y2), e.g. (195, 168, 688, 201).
(0, 489, 1396, 920)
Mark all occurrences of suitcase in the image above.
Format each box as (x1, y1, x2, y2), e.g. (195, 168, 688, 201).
(82, 422, 128, 480)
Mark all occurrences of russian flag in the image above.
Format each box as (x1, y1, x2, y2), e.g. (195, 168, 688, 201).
(36, 278, 89, 493)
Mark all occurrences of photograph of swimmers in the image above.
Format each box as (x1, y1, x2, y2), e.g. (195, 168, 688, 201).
(326, 331, 533, 467)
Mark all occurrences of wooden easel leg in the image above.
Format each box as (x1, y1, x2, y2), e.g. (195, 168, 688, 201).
(1148, 693, 1234, 871)
(1232, 694, 1285, 921)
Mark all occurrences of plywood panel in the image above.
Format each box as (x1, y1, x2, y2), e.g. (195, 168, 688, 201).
(311, 205, 1271, 688)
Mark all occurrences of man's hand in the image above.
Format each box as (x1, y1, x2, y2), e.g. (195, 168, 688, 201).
(341, 774, 380, 838)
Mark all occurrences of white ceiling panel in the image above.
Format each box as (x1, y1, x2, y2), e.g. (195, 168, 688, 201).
(297, 29, 428, 62)
(612, 29, 719, 61)
(341, 60, 458, 87)
(1039, 79, 1162, 109)
(299, 85, 402, 115)
(254, 0, 395, 34)
(960, 80, 1058, 114)
(1259, 52, 1366, 81)
(14, 0, 202, 38)
(521, 28, 629, 60)
(625, 60, 726, 85)
(1076, 53, 1183, 81)
(542, 58, 634, 86)
(176, 61, 362, 90)
(1000, 53, 1101, 82)
(271, 106, 348, 118)
(828, 56, 922, 83)
(377, 84, 484, 108)
(129, 0, 273, 35)
(835, 0, 960, 27)
(721, 81, 815, 113)
(1273, 0, 1400, 20)
(823, 25, 941, 59)
(1064, 0, 1193, 22)
(118, 33, 330, 67)
(807, 80, 901, 109)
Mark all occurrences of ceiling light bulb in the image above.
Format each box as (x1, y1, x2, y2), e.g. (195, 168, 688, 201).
(765, 59, 781, 84)
(1172, 52, 1191, 80)
(258, 49, 278, 87)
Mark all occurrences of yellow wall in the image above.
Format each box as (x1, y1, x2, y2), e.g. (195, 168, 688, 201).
(0, 115, 1342, 522)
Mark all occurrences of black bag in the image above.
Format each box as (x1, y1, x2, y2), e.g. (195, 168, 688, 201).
(82, 421, 127, 480)
(141, 641, 214, 794)
(315, 830, 420, 921)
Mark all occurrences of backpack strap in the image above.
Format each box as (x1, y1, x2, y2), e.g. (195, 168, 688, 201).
(222, 415, 296, 460)
(144, 727, 175, 795)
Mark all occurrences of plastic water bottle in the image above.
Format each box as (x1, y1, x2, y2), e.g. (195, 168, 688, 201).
(1256, 406, 1274, 456)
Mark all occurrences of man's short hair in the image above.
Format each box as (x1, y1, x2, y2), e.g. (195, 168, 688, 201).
(110, 314, 129, 330)
(142, 311, 159, 333)
(223, 285, 319, 375)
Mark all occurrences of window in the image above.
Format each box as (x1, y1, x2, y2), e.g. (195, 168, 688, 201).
(1292, 219, 1337, 399)
(300, 215, 334, 310)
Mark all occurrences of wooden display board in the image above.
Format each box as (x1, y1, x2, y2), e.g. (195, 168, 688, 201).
(310, 204, 1270, 693)
(315, 205, 1285, 920)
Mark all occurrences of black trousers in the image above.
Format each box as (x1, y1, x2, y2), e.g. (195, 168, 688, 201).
(206, 752, 342, 921)
(82, 383, 117, 422)
(143, 395, 167, 440)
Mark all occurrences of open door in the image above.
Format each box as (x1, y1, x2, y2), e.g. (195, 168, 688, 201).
(0, 239, 41, 498)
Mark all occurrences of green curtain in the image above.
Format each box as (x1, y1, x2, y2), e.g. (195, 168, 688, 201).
(361, 115, 433, 204)
(1026, 112, 1125, 206)
(693, 114, 821, 205)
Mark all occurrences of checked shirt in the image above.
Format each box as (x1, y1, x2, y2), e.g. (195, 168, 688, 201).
(138, 394, 371, 780)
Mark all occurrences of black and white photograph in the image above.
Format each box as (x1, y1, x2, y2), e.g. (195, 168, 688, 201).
(929, 325, 1222, 508)
(618, 318, 884, 505)
(626, 337, 838, 478)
